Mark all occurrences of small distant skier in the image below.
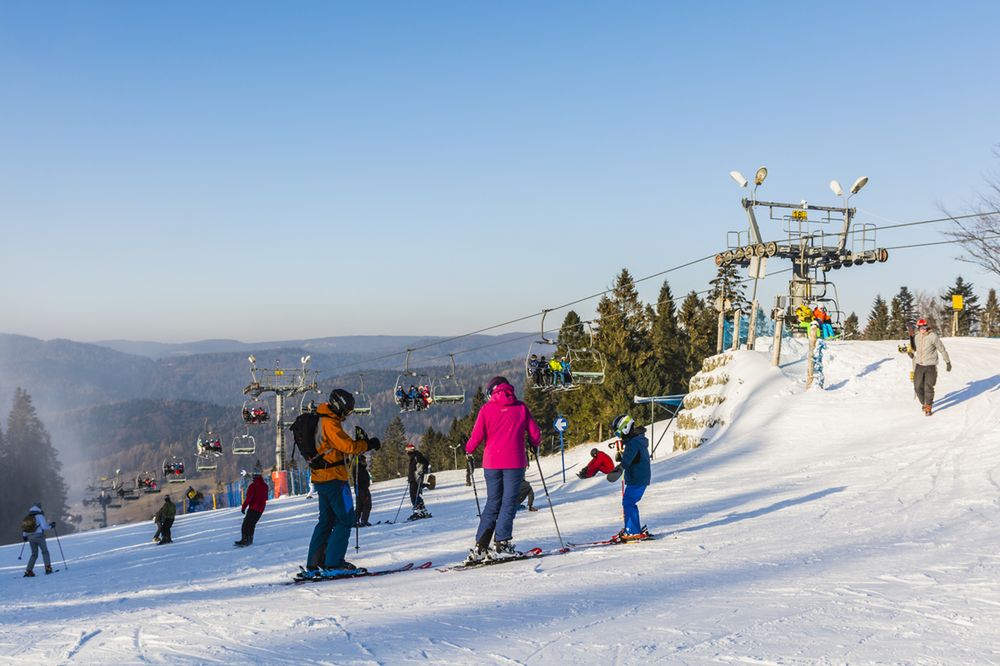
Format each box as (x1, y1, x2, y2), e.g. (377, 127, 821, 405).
(154, 495, 176, 544)
(912, 318, 952, 415)
(609, 414, 652, 542)
(21, 503, 54, 577)
(464, 376, 541, 564)
(577, 448, 616, 479)
(406, 443, 432, 520)
(354, 455, 373, 527)
(236, 471, 268, 546)
(305, 389, 380, 578)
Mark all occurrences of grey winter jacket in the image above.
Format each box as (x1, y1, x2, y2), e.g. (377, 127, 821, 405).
(913, 330, 951, 367)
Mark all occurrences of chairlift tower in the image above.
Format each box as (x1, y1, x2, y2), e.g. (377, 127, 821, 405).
(718, 169, 890, 329)
(243, 355, 318, 472)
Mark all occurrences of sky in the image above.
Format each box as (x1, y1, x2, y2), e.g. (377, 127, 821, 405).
(1, 2, 999, 343)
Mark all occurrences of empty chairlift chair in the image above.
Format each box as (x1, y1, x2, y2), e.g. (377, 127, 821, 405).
(232, 428, 256, 455)
(431, 355, 466, 405)
(353, 375, 373, 416)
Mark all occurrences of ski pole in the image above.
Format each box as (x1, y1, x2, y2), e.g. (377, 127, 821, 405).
(353, 455, 360, 553)
(52, 525, 68, 570)
(468, 455, 481, 518)
(391, 482, 408, 524)
(532, 447, 564, 548)
(18, 540, 26, 560)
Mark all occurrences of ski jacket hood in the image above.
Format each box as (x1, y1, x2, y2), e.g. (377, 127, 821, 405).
(242, 476, 269, 513)
(312, 403, 368, 484)
(466, 384, 541, 469)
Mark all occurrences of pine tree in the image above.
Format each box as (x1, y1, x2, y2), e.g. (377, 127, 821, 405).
(940, 276, 981, 336)
(888, 286, 916, 337)
(369, 416, 407, 481)
(842, 312, 860, 339)
(983, 288, 1000, 337)
(707, 264, 749, 315)
(2, 388, 70, 544)
(863, 296, 891, 340)
(650, 280, 688, 395)
(678, 290, 716, 387)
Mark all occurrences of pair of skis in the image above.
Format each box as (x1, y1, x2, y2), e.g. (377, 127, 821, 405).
(289, 561, 432, 585)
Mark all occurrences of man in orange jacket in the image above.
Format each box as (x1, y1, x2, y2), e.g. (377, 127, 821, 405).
(305, 389, 381, 576)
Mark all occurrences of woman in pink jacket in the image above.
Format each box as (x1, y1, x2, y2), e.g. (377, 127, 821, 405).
(464, 376, 541, 563)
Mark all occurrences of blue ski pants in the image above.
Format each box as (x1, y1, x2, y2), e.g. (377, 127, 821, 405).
(623, 484, 647, 535)
(476, 468, 525, 547)
(308, 480, 355, 569)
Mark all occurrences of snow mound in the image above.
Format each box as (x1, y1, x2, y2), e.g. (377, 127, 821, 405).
(2, 339, 1000, 664)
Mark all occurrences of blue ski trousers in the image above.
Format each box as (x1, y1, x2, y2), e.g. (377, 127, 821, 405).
(476, 468, 525, 547)
(623, 484, 647, 535)
(308, 480, 355, 569)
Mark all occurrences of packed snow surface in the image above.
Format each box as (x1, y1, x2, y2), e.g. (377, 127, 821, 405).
(2, 339, 1000, 664)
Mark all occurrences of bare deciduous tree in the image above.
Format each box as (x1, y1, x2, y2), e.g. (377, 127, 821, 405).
(944, 146, 1000, 278)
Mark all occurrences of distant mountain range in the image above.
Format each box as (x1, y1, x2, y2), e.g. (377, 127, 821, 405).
(0, 332, 530, 500)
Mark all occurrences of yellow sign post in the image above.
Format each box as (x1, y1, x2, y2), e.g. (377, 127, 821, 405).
(952, 295, 963, 336)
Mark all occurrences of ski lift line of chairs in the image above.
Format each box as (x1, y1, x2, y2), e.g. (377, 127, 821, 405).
(430, 354, 466, 405)
(394, 349, 432, 413)
(242, 399, 270, 425)
(232, 427, 256, 455)
(163, 457, 186, 483)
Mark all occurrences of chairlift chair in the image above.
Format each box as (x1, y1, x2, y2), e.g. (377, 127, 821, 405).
(197, 424, 224, 457)
(352, 374, 373, 415)
(394, 350, 431, 412)
(566, 321, 606, 386)
(241, 398, 270, 425)
(525, 310, 581, 392)
(232, 427, 256, 455)
(163, 457, 186, 483)
(431, 355, 466, 404)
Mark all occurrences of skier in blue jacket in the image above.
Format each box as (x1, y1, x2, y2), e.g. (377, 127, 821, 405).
(609, 414, 651, 541)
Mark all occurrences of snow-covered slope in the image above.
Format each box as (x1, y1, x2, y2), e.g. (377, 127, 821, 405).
(3, 339, 999, 664)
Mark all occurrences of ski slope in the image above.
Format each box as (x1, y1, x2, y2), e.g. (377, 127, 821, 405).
(2, 339, 1000, 664)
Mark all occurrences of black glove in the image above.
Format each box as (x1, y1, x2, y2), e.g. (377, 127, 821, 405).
(241, 508, 246, 515)
(466, 454, 475, 466)
(615, 452, 622, 462)
(366, 437, 381, 452)
(23, 536, 28, 542)
(946, 362, 952, 372)
(49, 522, 56, 528)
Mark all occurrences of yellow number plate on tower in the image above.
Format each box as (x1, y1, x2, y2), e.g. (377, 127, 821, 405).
(791, 210, 808, 220)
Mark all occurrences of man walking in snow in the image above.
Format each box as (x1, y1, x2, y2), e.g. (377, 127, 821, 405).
(236, 471, 268, 546)
(21, 503, 54, 577)
(912, 318, 951, 415)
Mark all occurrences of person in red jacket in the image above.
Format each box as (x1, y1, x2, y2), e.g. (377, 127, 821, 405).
(236, 472, 268, 546)
(577, 448, 616, 479)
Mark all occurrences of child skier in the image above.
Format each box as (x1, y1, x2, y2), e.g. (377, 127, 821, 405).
(354, 455, 373, 527)
(236, 471, 268, 546)
(21, 503, 54, 577)
(405, 443, 432, 520)
(609, 414, 652, 541)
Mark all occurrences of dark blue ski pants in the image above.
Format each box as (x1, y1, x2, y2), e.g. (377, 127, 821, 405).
(623, 484, 647, 534)
(476, 468, 525, 547)
(308, 480, 355, 569)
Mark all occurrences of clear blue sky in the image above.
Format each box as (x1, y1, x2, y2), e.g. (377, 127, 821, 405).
(2, 2, 998, 343)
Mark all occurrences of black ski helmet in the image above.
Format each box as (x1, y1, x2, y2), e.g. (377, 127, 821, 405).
(328, 389, 355, 417)
(590, 448, 599, 457)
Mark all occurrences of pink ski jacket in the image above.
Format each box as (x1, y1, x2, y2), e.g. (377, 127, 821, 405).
(465, 382, 542, 469)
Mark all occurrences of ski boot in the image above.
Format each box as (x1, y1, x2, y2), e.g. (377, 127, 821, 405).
(615, 526, 652, 543)
(464, 545, 488, 566)
(44, 565, 54, 575)
(234, 540, 248, 547)
(320, 562, 366, 578)
(23, 570, 35, 578)
(923, 404, 933, 416)
(488, 540, 522, 560)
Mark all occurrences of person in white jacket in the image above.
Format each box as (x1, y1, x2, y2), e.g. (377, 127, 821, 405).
(22, 503, 54, 577)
